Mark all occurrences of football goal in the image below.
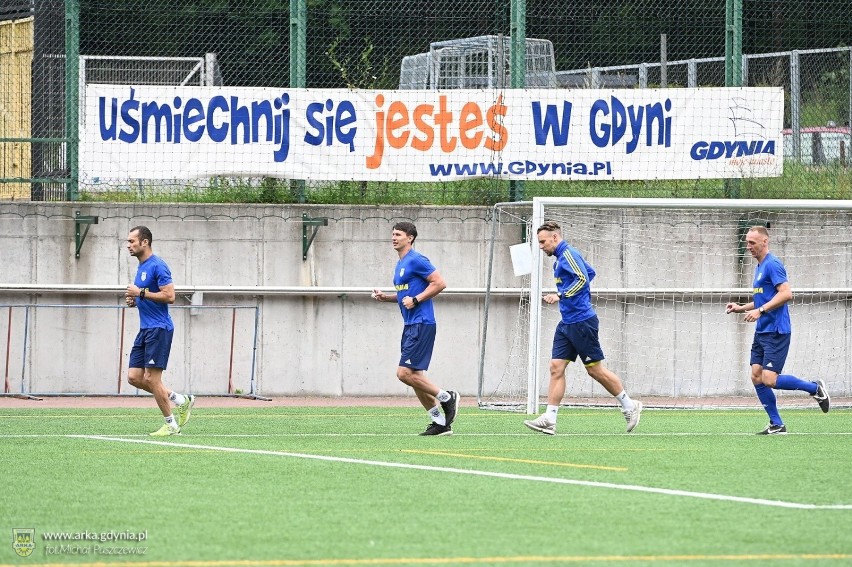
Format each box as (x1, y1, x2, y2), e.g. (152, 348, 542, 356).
(478, 197, 852, 412)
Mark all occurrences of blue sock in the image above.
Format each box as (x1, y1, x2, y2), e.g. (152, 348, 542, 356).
(775, 374, 818, 395)
(755, 384, 783, 425)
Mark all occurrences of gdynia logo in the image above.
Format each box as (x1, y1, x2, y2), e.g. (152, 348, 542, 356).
(12, 529, 35, 557)
(690, 140, 776, 160)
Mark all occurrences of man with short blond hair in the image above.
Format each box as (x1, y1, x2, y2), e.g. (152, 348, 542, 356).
(726, 225, 830, 434)
(524, 221, 642, 435)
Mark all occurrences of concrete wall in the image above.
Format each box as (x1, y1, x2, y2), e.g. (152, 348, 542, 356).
(1, 202, 850, 399)
(0, 203, 522, 399)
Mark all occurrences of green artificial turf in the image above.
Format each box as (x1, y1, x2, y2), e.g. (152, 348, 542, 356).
(1, 405, 850, 566)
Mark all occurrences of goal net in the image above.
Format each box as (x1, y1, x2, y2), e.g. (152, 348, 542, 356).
(478, 197, 852, 412)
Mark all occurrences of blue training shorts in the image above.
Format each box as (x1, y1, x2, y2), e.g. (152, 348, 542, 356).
(399, 323, 436, 371)
(129, 327, 174, 370)
(749, 332, 791, 373)
(552, 315, 605, 365)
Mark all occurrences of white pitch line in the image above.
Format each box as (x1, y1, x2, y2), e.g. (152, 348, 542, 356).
(2, 431, 852, 440)
(73, 435, 852, 510)
(2, 431, 852, 438)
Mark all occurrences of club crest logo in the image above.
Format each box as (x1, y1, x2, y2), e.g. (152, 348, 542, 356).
(12, 529, 35, 557)
(140, 271, 147, 282)
(399, 268, 405, 277)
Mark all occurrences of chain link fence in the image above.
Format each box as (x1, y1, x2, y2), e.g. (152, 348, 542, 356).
(1, 0, 850, 204)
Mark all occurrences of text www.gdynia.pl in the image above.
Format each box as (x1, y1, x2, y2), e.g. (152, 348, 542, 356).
(428, 160, 613, 177)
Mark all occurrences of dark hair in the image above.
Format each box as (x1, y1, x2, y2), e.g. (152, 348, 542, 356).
(393, 221, 418, 242)
(536, 221, 561, 234)
(130, 225, 153, 246)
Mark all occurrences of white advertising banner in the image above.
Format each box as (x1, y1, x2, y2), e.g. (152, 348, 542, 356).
(81, 86, 783, 182)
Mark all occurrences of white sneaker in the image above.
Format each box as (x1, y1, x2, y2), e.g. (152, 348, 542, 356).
(150, 423, 181, 437)
(523, 414, 556, 435)
(622, 401, 643, 433)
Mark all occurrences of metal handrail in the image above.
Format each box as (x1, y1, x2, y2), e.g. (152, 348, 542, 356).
(1, 284, 850, 297)
(0, 284, 521, 296)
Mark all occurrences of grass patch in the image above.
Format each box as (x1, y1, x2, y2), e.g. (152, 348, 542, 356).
(1, 405, 851, 565)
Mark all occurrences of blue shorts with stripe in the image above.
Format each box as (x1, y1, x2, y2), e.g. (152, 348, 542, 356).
(749, 332, 791, 373)
(129, 327, 174, 370)
(552, 315, 605, 365)
(399, 323, 436, 371)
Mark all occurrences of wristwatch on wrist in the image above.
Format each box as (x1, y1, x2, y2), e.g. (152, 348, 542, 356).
(412, 296, 420, 306)
(758, 306, 766, 314)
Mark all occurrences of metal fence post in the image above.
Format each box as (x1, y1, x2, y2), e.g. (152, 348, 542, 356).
(790, 50, 801, 161)
(64, 0, 80, 201)
(289, 0, 306, 203)
(509, 0, 526, 201)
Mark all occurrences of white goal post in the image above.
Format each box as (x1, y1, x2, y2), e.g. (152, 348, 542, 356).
(478, 197, 852, 413)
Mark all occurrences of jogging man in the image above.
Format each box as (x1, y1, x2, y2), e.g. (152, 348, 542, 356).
(371, 221, 459, 435)
(725, 225, 830, 434)
(125, 226, 195, 436)
(524, 221, 642, 435)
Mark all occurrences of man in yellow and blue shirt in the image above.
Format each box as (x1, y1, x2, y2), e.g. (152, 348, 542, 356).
(524, 221, 643, 435)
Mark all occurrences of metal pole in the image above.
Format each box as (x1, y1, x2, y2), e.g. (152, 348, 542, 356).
(289, 0, 306, 88)
(660, 34, 667, 88)
(509, 0, 526, 201)
(725, 0, 732, 86)
(724, 0, 743, 198)
(20, 306, 29, 392)
(791, 51, 801, 161)
(729, 0, 743, 197)
(526, 199, 545, 415)
(496, 33, 506, 89)
(249, 306, 260, 396)
(117, 308, 126, 393)
(724, 0, 742, 87)
(510, 0, 526, 88)
(228, 308, 237, 394)
(289, 0, 307, 203)
(478, 203, 502, 403)
(4, 307, 12, 393)
(65, 0, 80, 200)
(732, 0, 742, 85)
